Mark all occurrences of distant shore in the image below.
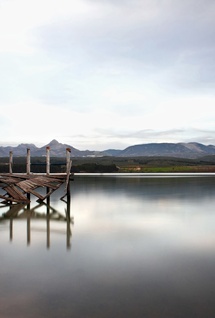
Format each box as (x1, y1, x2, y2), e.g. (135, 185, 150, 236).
(1, 156, 215, 174)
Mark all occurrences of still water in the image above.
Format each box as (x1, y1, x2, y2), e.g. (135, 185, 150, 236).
(1, 175, 215, 317)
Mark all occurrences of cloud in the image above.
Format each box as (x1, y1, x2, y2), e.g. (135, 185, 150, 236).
(31, 0, 215, 96)
(0, 0, 215, 149)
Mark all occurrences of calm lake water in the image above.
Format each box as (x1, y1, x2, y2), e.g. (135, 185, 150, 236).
(1, 174, 215, 317)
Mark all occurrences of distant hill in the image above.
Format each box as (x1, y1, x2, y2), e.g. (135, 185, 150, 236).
(1, 140, 215, 159)
(0, 139, 97, 157)
(119, 142, 215, 159)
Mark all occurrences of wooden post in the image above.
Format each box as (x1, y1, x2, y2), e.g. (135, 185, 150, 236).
(66, 148, 71, 173)
(66, 148, 72, 197)
(26, 148, 31, 175)
(46, 146, 50, 175)
(9, 151, 13, 174)
(60, 148, 72, 201)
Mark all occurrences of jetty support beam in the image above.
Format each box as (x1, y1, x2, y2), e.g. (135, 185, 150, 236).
(26, 148, 31, 175)
(46, 146, 50, 175)
(9, 151, 13, 174)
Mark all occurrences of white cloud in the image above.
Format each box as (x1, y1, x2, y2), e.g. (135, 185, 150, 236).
(0, 0, 215, 150)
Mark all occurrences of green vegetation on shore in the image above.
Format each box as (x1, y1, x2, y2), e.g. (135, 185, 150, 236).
(1, 155, 215, 173)
(120, 165, 215, 173)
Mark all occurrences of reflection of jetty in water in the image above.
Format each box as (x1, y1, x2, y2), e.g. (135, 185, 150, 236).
(0, 147, 73, 249)
(0, 197, 73, 250)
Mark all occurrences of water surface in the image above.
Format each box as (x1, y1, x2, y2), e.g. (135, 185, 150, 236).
(1, 175, 215, 317)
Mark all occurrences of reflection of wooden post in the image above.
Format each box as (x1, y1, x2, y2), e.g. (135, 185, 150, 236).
(9, 204, 13, 241)
(9, 151, 13, 174)
(10, 218, 13, 241)
(27, 216, 31, 245)
(46, 146, 50, 175)
(27, 201, 31, 245)
(26, 148, 31, 175)
(46, 198, 50, 249)
(66, 196, 71, 250)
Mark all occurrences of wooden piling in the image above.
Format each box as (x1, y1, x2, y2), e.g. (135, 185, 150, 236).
(66, 148, 72, 198)
(26, 148, 31, 175)
(66, 148, 71, 172)
(46, 146, 50, 175)
(9, 151, 13, 174)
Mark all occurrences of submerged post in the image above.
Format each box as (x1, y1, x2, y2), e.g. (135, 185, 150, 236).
(9, 151, 13, 174)
(26, 148, 31, 175)
(46, 146, 50, 175)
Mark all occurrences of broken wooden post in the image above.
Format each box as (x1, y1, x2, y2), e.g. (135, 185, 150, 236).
(46, 146, 50, 175)
(66, 148, 72, 197)
(26, 148, 31, 175)
(60, 149, 72, 201)
(9, 151, 13, 174)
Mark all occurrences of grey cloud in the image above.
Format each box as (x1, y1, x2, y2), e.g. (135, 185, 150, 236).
(36, 0, 215, 76)
(130, 128, 215, 145)
(26, 0, 215, 109)
(93, 128, 215, 146)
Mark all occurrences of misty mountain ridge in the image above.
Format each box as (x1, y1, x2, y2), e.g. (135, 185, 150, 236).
(1, 139, 215, 159)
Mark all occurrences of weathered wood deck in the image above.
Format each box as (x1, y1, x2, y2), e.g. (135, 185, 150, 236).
(0, 147, 72, 204)
(0, 173, 70, 203)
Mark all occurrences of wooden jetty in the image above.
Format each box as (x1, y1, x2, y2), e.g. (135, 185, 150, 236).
(0, 147, 72, 204)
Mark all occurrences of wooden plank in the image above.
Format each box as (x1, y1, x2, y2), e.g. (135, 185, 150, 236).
(26, 189, 45, 200)
(3, 185, 28, 201)
(36, 175, 66, 183)
(36, 187, 59, 202)
(16, 181, 34, 192)
(0, 172, 70, 204)
(28, 179, 59, 189)
(0, 177, 23, 185)
(16, 178, 63, 192)
(0, 173, 69, 178)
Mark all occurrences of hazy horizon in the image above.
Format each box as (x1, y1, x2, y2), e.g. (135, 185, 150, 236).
(0, 138, 215, 152)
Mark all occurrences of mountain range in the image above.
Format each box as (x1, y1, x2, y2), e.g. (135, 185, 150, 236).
(1, 139, 215, 159)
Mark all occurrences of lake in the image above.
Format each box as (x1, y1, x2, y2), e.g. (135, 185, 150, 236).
(1, 174, 215, 317)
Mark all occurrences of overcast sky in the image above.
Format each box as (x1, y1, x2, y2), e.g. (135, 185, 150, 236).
(0, 0, 215, 150)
